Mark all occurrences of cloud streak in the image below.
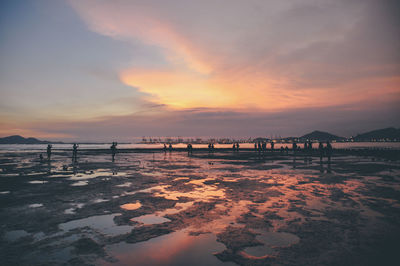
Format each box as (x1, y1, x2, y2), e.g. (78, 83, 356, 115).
(70, 0, 400, 111)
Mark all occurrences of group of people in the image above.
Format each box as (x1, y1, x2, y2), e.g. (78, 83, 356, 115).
(208, 143, 215, 152)
(318, 141, 333, 162)
(255, 141, 275, 153)
(163, 143, 174, 152)
(42, 143, 79, 162)
(43, 142, 119, 163)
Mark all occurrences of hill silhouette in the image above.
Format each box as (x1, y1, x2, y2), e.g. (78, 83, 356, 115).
(354, 127, 400, 141)
(0, 135, 61, 144)
(300, 130, 345, 141)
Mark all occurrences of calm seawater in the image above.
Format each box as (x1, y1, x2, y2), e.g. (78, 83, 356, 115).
(0, 142, 399, 152)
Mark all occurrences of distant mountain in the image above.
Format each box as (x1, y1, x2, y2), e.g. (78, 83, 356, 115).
(353, 127, 400, 141)
(300, 130, 345, 141)
(0, 135, 61, 144)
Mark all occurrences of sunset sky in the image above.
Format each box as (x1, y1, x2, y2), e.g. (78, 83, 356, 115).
(1, 0, 399, 141)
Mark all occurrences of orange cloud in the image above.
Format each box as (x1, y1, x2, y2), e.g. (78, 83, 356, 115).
(70, 0, 400, 112)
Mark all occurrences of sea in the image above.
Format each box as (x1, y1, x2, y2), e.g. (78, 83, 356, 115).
(0, 142, 399, 152)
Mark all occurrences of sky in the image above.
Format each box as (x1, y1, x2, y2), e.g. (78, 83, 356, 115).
(0, 0, 399, 142)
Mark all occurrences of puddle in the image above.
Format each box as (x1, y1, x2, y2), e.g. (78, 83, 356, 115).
(59, 213, 133, 236)
(100, 230, 236, 266)
(242, 245, 274, 258)
(256, 230, 300, 247)
(64, 203, 85, 214)
(142, 183, 225, 201)
(69, 170, 126, 181)
(93, 199, 109, 204)
(71, 181, 88, 186)
(64, 208, 76, 214)
(241, 230, 300, 258)
(0, 191, 10, 194)
(120, 202, 142, 210)
(28, 180, 48, 184)
(29, 203, 43, 208)
(130, 214, 171, 225)
(3, 230, 30, 241)
(158, 202, 195, 216)
(116, 182, 132, 187)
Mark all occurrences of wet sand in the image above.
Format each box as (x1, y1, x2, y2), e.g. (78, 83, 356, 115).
(1, 148, 399, 265)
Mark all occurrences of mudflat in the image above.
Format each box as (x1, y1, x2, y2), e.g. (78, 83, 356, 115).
(1, 149, 399, 265)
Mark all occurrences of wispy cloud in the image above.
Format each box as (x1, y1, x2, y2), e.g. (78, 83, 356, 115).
(70, 0, 400, 111)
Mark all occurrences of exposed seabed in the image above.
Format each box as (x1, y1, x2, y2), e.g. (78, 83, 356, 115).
(1, 148, 399, 265)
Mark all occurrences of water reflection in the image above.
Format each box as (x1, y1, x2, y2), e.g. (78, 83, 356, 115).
(100, 230, 236, 266)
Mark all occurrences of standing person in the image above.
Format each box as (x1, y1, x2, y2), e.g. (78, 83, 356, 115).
(163, 143, 167, 153)
(292, 142, 297, 153)
(72, 143, 79, 162)
(326, 141, 333, 162)
(270, 141, 274, 152)
(308, 140, 313, 161)
(168, 143, 173, 152)
(236, 142, 240, 151)
(318, 142, 324, 162)
(187, 143, 193, 155)
(46, 144, 52, 161)
(111, 142, 117, 162)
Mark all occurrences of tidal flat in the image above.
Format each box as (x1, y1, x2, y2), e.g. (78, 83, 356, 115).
(1, 149, 399, 265)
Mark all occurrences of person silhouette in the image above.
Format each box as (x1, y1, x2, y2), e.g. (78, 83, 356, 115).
(46, 144, 52, 161)
(326, 141, 333, 162)
(318, 142, 324, 162)
(293, 142, 297, 154)
(72, 143, 79, 162)
(270, 141, 274, 152)
(187, 143, 193, 155)
(163, 143, 167, 153)
(111, 142, 117, 162)
(168, 143, 173, 152)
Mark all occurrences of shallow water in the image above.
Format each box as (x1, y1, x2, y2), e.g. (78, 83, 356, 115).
(0, 149, 399, 265)
(100, 230, 236, 266)
(59, 213, 134, 236)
